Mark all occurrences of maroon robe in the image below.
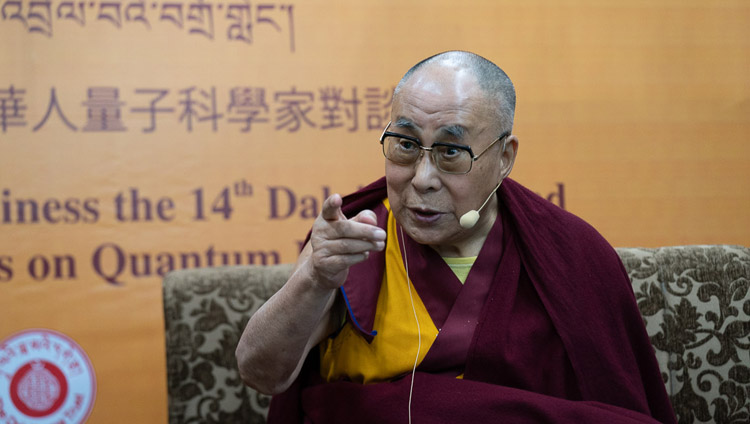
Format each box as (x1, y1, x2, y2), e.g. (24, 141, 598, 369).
(267, 177, 676, 424)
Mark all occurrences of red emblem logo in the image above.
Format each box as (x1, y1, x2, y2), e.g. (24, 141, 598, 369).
(0, 329, 95, 423)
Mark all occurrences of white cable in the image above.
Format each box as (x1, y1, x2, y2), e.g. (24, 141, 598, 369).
(400, 226, 421, 424)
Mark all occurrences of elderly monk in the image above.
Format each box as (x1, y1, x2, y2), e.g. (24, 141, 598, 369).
(236, 51, 677, 424)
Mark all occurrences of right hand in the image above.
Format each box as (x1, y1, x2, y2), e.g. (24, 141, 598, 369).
(306, 194, 386, 290)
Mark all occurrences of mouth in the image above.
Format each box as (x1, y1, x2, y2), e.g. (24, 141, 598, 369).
(408, 207, 444, 223)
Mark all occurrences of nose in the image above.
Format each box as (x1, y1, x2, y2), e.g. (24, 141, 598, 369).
(411, 150, 442, 193)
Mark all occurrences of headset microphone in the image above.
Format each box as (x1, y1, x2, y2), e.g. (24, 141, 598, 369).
(459, 179, 503, 229)
(459, 136, 513, 229)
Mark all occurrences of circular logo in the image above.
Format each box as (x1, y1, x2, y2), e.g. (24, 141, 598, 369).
(0, 329, 95, 423)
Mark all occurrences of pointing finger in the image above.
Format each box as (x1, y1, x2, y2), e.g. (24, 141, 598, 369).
(320, 194, 346, 222)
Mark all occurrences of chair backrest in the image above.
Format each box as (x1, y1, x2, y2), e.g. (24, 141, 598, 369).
(163, 263, 293, 423)
(618, 245, 750, 424)
(163, 245, 750, 423)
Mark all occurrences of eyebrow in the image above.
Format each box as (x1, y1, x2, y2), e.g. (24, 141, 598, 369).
(438, 125, 466, 140)
(393, 118, 467, 141)
(393, 117, 419, 132)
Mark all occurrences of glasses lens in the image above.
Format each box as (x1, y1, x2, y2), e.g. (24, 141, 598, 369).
(384, 136, 420, 165)
(433, 145, 471, 174)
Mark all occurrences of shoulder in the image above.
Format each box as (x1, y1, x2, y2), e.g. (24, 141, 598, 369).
(499, 178, 615, 258)
(499, 178, 627, 290)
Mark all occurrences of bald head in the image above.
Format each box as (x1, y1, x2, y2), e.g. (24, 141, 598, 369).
(394, 51, 516, 132)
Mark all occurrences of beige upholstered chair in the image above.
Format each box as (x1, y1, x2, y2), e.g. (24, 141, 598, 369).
(163, 245, 750, 423)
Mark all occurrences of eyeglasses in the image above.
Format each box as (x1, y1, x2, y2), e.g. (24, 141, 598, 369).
(379, 121, 510, 174)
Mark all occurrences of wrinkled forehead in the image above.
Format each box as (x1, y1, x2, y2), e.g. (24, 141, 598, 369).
(391, 65, 496, 139)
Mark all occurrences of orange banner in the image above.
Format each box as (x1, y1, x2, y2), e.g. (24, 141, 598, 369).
(1, 0, 748, 422)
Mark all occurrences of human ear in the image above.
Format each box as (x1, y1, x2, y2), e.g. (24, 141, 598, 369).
(500, 135, 519, 178)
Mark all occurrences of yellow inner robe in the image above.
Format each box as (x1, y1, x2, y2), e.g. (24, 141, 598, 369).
(320, 200, 475, 384)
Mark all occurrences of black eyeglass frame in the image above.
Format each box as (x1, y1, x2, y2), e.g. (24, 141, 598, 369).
(378, 121, 510, 175)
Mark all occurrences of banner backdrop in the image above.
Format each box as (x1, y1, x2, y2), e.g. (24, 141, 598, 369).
(1, 0, 748, 422)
